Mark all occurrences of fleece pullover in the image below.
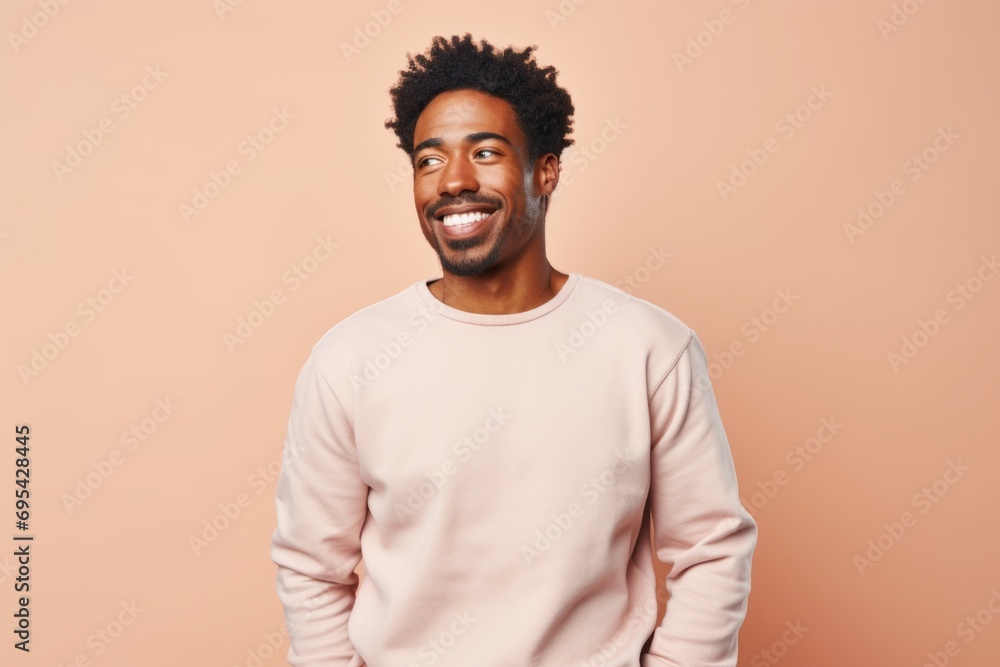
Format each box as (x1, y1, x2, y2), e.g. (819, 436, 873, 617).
(270, 272, 757, 667)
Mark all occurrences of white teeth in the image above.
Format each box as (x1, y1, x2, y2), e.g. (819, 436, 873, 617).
(442, 211, 492, 227)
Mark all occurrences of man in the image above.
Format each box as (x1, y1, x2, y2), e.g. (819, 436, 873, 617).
(270, 33, 757, 667)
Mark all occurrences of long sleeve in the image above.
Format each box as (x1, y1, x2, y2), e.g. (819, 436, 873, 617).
(641, 330, 758, 667)
(270, 353, 369, 667)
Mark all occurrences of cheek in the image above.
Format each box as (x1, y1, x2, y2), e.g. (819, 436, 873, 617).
(482, 170, 524, 203)
(413, 183, 434, 213)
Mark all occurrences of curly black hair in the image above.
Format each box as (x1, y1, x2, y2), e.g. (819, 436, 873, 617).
(384, 33, 575, 166)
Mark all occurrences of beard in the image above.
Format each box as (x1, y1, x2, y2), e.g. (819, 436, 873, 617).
(426, 182, 544, 277)
(431, 209, 519, 277)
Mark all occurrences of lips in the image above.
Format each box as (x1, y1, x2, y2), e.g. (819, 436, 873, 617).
(430, 201, 500, 236)
(441, 210, 492, 227)
(433, 203, 498, 219)
(436, 208, 498, 237)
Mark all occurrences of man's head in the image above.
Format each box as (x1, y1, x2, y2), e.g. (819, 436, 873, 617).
(384, 34, 575, 278)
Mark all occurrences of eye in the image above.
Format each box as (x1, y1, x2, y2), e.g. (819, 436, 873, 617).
(417, 148, 499, 168)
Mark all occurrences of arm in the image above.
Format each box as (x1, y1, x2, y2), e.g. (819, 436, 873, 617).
(641, 330, 758, 667)
(270, 353, 369, 666)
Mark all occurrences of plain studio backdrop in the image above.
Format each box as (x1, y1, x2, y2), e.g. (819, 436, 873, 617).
(1, 1, 998, 665)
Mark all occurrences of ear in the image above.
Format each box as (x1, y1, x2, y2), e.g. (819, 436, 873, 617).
(534, 153, 561, 197)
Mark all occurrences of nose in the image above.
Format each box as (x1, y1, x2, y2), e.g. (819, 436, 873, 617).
(439, 154, 479, 197)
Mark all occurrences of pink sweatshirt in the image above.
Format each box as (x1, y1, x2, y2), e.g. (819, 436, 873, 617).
(270, 272, 757, 667)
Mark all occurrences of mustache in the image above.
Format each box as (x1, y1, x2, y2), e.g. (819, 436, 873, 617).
(428, 195, 502, 218)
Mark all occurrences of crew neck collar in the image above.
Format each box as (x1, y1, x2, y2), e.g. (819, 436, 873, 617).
(415, 272, 581, 326)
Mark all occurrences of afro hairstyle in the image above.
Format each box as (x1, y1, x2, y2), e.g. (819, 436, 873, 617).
(384, 33, 575, 167)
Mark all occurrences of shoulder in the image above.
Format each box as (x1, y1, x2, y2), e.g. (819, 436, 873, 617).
(571, 273, 696, 385)
(308, 280, 423, 367)
(573, 273, 693, 342)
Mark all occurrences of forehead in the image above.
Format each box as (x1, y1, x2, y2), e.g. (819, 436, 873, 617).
(413, 89, 523, 147)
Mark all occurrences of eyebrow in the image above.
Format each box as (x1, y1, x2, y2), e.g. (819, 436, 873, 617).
(413, 131, 513, 157)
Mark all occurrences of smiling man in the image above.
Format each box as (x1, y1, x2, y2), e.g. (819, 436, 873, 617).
(270, 33, 757, 667)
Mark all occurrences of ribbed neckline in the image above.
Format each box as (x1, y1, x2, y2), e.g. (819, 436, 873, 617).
(414, 272, 582, 326)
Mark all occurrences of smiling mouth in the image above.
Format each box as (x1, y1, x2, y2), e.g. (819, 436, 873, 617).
(441, 210, 493, 227)
(434, 208, 499, 237)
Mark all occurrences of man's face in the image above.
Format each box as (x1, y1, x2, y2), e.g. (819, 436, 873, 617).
(412, 88, 554, 277)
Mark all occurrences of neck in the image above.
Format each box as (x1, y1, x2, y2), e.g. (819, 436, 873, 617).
(432, 263, 569, 315)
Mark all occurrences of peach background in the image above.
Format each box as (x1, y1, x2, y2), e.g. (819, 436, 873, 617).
(2, 1, 999, 665)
